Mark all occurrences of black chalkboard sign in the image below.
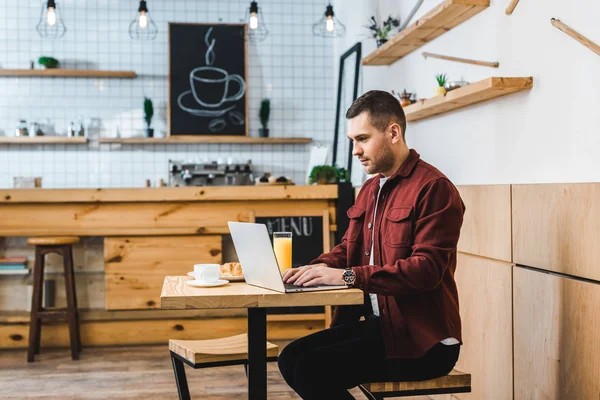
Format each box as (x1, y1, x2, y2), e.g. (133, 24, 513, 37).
(168, 23, 248, 137)
(256, 216, 324, 269)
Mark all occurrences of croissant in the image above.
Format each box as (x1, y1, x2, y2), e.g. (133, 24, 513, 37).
(220, 262, 243, 276)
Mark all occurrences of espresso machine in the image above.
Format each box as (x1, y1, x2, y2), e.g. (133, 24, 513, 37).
(168, 159, 254, 187)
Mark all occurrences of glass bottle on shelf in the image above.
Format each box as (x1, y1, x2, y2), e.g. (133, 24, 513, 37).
(76, 116, 85, 137)
(15, 120, 28, 137)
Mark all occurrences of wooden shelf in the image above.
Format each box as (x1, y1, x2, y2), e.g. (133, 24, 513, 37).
(98, 136, 312, 144)
(404, 77, 533, 122)
(362, 0, 490, 66)
(0, 69, 136, 78)
(0, 136, 88, 144)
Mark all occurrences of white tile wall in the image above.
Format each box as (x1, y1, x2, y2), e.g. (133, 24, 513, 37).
(0, 0, 335, 188)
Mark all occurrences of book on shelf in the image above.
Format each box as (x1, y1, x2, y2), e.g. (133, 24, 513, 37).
(0, 264, 28, 269)
(0, 256, 27, 264)
(0, 257, 27, 270)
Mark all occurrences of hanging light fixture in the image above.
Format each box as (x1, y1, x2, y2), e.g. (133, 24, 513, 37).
(129, 0, 158, 40)
(313, 3, 346, 38)
(245, 1, 268, 42)
(36, 0, 67, 39)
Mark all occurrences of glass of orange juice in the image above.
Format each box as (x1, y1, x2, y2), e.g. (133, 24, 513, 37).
(273, 232, 292, 274)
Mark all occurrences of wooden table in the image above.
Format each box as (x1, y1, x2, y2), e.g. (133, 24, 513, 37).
(160, 276, 364, 400)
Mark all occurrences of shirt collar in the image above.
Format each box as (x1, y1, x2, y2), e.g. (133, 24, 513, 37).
(369, 149, 420, 194)
(379, 148, 420, 180)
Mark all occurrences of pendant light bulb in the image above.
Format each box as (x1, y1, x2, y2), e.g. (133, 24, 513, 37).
(47, 7, 56, 26)
(36, 0, 67, 38)
(138, 11, 148, 29)
(245, 1, 268, 42)
(326, 16, 334, 32)
(129, 0, 158, 40)
(249, 13, 258, 30)
(312, 3, 346, 38)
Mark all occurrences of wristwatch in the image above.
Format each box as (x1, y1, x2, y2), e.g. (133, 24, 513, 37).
(342, 268, 356, 286)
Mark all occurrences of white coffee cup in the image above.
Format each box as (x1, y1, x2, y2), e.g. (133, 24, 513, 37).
(193, 264, 221, 283)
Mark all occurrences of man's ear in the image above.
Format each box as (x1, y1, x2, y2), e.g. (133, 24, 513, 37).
(389, 123, 403, 144)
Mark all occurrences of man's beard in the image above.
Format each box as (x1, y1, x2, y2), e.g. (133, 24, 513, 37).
(365, 146, 395, 175)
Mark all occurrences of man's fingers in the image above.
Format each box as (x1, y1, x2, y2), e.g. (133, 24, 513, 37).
(294, 271, 314, 286)
(282, 268, 299, 282)
(303, 277, 321, 287)
(283, 266, 310, 282)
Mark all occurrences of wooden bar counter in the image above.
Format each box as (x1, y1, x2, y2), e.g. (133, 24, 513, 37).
(0, 185, 340, 349)
(0, 185, 338, 236)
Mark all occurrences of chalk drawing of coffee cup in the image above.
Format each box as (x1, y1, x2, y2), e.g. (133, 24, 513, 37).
(190, 67, 246, 109)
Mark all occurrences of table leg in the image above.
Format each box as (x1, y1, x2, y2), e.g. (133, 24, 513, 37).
(247, 308, 267, 400)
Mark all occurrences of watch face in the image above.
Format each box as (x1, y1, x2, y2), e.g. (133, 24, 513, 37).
(343, 269, 355, 284)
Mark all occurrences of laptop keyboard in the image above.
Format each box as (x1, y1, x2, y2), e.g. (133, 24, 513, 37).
(284, 283, 334, 290)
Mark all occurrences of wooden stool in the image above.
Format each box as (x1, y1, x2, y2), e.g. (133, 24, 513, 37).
(358, 369, 471, 399)
(27, 236, 82, 362)
(169, 334, 279, 400)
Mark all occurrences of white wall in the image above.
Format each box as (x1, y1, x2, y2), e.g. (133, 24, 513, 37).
(334, 0, 600, 185)
(0, 0, 334, 188)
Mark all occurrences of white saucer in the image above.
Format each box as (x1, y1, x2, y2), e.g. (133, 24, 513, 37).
(177, 90, 236, 117)
(187, 272, 244, 282)
(186, 279, 229, 288)
(220, 275, 245, 282)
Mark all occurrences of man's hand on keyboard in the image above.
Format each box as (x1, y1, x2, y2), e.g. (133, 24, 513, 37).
(282, 263, 345, 287)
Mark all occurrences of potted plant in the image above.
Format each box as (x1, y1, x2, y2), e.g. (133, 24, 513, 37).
(309, 165, 349, 185)
(259, 98, 270, 138)
(143, 97, 154, 138)
(38, 56, 59, 69)
(435, 73, 448, 96)
(366, 15, 400, 47)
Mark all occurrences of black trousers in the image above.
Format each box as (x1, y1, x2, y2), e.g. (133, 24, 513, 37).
(278, 316, 460, 400)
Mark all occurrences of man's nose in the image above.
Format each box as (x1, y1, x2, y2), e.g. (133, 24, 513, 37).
(352, 143, 362, 157)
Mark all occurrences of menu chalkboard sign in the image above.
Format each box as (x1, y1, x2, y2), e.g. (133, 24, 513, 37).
(255, 216, 324, 268)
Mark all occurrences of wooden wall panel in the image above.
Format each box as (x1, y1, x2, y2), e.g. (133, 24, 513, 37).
(446, 253, 513, 400)
(105, 236, 221, 310)
(456, 185, 512, 262)
(513, 266, 600, 399)
(512, 183, 600, 281)
(0, 273, 105, 311)
(0, 316, 325, 349)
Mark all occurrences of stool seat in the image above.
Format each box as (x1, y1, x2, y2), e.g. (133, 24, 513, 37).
(359, 369, 471, 399)
(28, 236, 80, 246)
(169, 333, 279, 365)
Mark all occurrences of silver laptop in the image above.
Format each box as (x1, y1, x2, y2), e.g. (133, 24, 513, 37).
(228, 221, 348, 293)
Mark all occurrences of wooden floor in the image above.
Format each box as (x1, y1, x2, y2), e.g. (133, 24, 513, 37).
(0, 343, 428, 399)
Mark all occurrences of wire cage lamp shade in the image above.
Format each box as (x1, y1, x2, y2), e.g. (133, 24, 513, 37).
(129, 0, 158, 40)
(36, 0, 66, 39)
(313, 3, 346, 38)
(245, 1, 268, 42)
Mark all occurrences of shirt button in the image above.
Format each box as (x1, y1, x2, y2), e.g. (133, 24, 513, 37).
(365, 249, 370, 256)
(368, 222, 372, 229)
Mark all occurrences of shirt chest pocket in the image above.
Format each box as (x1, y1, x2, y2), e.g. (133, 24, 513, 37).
(383, 207, 413, 247)
(345, 205, 366, 242)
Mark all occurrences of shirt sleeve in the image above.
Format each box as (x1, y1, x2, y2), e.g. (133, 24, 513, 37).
(309, 239, 348, 269)
(352, 177, 465, 295)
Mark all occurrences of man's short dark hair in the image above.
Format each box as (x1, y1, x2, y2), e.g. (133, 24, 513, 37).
(345, 90, 407, 141)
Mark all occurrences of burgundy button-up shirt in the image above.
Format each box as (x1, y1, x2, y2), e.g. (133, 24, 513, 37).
(311, 149, 465, 359)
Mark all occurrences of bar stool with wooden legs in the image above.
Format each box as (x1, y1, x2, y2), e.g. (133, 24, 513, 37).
(27, 236, 82, 362)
